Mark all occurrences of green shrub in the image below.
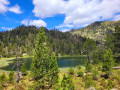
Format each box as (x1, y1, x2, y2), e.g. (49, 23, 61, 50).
(77, 71, 84, 77)
(67, 76, 74, 90)
(0, 86, 3, 90)
(85, 60, 92, 72)
(0, 72, 7, 86)
(61, 74, 74, 90)
(9, 71, 14, 83)
(11, 88, 15, 90)
(28, 85, 34, 90)
(61, 74, 67, 88)
(20, 63, 27, 76)
(118, 70, 120, 75)
(77, 64, 81, 70)
(84, 74, 89, 81)
(97, 65, 102, 71)
(31, 80, 43, 90)
(117, 76, 120, 83)
(53, 83, 60, 90)
(85, 76, 95, 88)
(107, 79, 114, 90)
(92, 68, 98, 80)
(101, 78, 106, 87)
(68, 68, 74, 75)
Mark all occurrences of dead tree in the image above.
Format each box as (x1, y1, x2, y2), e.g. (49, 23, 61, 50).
(16, 48, 20, 85)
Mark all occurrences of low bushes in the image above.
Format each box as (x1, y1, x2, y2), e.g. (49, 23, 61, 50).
(77, 71, 84, 77)
(68, 68, 74, 75)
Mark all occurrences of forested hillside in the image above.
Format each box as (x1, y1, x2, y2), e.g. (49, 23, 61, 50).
(70, 20, 120, 41)
(0, 25, 86, 57)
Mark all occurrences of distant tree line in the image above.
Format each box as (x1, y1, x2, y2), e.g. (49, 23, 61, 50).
(0, 25, 86, 57)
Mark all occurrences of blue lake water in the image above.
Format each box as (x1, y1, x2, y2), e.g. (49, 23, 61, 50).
(0, 56, 87, 71)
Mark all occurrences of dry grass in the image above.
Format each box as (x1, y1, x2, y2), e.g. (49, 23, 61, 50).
(0, 67, 120, 90)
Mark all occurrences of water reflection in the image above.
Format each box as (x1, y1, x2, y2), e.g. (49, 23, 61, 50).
(0, 56, 86, 71)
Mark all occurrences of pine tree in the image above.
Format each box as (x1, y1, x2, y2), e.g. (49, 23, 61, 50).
(113, 26, 120, 54)
(61, 74, 74, 90)
(20, 63, 27, 76)
(85, 60, 92, 72)
(9, 71, 14, 83)
(85, 76, 94, 88)
(31, 27, 50, 83)
(61, 74, 67, 89)
(49, 52, 59, 87)
(67, 76, 74, 90)
(102, 48, 114, 76)
(83, 38, 96, 63)
(105, 26, 120, 61)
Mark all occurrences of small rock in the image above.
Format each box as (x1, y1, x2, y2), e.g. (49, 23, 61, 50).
(84, 73, 86, 76)
(87, 87, 96, 90)
(111, 88, 118, 90)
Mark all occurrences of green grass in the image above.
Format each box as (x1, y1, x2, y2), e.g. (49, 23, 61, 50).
(58, 55, 86, 57)
(0, 57, 16, 61)
(0, 65, 120, 90)
(0, 56, 33, 61)
(59, 66, 85, 73)
(0, 55, 86, 61)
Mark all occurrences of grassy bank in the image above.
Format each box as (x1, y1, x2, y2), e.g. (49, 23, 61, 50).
(0, 56, 33, 61)
(58, 55, 86, 57)
(0, 66, 120, 90)
(0, 55, 86, 61)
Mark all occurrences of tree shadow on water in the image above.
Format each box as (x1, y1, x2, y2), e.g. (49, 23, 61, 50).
(0, 57, 33, 71)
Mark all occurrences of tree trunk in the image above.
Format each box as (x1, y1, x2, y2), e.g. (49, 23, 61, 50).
(87, 54, 90, 64)
(50, 76, 53, 87)
(16, 49, 20, 85)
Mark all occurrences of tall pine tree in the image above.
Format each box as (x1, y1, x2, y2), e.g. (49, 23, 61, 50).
(83, 38, 96, 63)
(102, 48, 114, 76)
(113, 26, 120, 54)
(49, 52, 59, 87)
(31, 27, 50, 81)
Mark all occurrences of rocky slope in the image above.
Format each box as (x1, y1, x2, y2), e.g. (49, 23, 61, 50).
(70, 20, 120, 41)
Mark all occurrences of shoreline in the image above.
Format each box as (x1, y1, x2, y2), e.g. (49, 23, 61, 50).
(0, 66, 86, 73)
(0, 55, 86, 61)
(0, 56, 33, 61)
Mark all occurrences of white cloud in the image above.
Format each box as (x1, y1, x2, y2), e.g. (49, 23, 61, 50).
(9, 4, 22, 14)
(0, 0, 9, 14)
(21, 19, 29, 26)
(32, 0, 120, 28)
(32, 0, 66, 18)
(56, 24, 74, 28)
(113, 15, 120, 21)
(21, 19, 47, 27)
(61, 28, 70, 32)
(1, 27, 6, 29)
(1, 26, 13, 31)
(6, 28, 13, 31)
(64, 0, 120, 27)
(29, 20, 47, 27)
(0, 0, 22, 14)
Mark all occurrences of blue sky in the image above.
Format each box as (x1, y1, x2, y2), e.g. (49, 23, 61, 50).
(0, 0, 120, 32)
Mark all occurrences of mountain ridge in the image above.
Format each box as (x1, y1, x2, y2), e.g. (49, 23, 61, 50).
(70, 20, 120, 41)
